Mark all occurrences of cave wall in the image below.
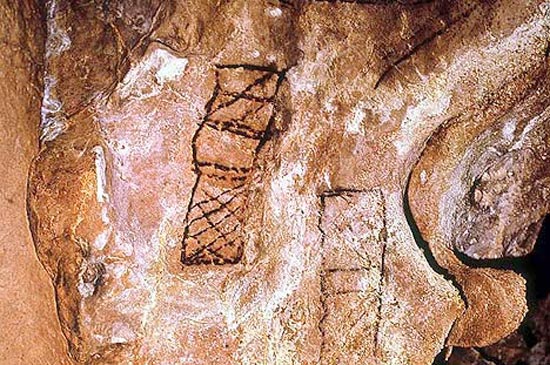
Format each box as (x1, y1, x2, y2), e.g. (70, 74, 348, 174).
(0, 1, 73, 364)
(0, 1, 549, 364)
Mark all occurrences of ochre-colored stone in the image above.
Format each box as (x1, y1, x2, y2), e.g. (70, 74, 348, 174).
(1, 1, 549, 364)
(0, 1, 73, 364)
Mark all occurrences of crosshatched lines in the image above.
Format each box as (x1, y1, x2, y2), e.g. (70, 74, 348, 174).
(318, 189, 387, 364)
(181, 65, 286, 265)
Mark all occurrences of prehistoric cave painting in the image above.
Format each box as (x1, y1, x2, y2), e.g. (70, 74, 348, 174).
(181, 65, 286, 265)
(318, 189, 387, 364)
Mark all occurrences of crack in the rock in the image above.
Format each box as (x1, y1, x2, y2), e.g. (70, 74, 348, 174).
(475, 347, 504, 365)
(402, 115, 469, 352)
(403, 139, 466, 284)
(405, 58, 550, 361)
(374, 3, 477, 89)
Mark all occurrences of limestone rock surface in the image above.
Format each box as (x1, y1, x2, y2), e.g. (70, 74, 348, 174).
(1, 0, 549, 365)
(0, 1, 73, 364)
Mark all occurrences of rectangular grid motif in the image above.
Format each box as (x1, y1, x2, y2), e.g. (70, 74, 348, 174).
(181, 65, 285, 265)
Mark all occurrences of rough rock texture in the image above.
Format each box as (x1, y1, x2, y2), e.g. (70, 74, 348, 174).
(448, 295, 550, 365)
(407, 11, 550, 345)
(0, 1, 73, 364)
(410, 87, 550, 260)
(318, 190, 387, 364)
(40, 0, 167, 142)
(4, 0, 548, 364)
